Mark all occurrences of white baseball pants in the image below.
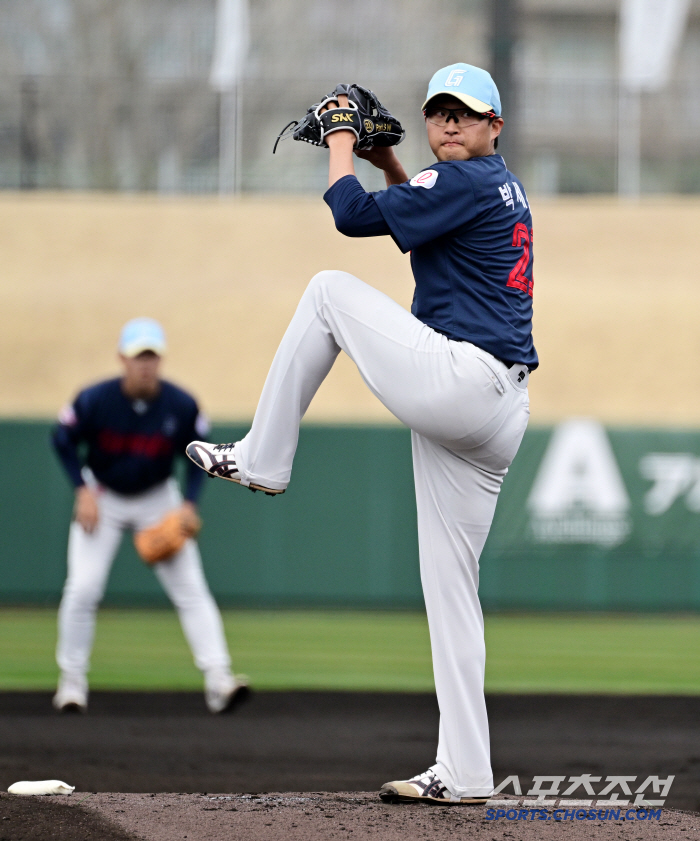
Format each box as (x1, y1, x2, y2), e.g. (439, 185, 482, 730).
(56, 478, 232, 683)
(235, 270, 530, 797)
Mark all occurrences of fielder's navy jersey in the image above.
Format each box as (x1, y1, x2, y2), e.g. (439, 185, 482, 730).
(325, 154, 537, 369)
(52, 378, 209, 501)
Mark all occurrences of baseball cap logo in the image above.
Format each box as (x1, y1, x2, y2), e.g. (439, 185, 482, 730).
(422, 63, 502, 116)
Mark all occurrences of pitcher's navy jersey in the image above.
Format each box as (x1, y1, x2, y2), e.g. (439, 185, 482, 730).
(52, 378, 209, 500)
(325, 154, 537, 369)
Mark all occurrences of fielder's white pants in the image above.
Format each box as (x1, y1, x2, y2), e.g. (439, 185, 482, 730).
(56, 478, 232, 682)
(235, 270, 530, 797)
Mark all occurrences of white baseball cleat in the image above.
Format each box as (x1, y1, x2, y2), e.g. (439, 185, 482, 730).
(379, 768, 489, 805)
(205, 674, 251, 714)
(185, 441, 285, 496)
(53, 674, 88, 714)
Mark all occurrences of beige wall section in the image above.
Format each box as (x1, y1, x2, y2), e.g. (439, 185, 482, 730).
(0, 192, 698, 426)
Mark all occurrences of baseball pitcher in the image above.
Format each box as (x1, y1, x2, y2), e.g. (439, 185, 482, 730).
(51, 318, 248, 714)
(188, 63, 536, 802)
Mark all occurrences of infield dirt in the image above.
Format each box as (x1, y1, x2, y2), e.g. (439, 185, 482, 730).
(1, 690, 699, 840)
(2, 791, 699, 841)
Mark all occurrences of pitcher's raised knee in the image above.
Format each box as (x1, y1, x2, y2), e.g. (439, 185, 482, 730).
(308, 269, 359, 300)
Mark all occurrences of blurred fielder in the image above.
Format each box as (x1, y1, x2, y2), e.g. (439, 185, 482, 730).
(51, 318, 248, 714)
(188, 63, 536, 802)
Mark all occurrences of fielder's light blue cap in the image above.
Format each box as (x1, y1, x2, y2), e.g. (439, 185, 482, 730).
(423, 63, 502, 116)
(118, 317, 166, 357)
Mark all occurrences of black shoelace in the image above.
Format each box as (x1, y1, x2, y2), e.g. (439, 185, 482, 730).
(213, 443, 236, 452)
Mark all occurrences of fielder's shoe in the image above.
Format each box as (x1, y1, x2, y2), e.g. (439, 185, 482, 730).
(205, 674, 251, 714)
(186, 441, 285, 496)
(53, 674, 88, 714)
(379, 768, 489, 805)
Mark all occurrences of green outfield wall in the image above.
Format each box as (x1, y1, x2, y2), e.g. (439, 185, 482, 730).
(2, 419, 700, 611)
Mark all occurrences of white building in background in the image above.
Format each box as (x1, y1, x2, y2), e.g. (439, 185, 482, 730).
(520, 0, 700, 194)
(1, 0, 700, 193)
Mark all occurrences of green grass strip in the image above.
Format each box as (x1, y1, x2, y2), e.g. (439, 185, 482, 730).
(485, 614, 700, 694)
(1, 608, 699, 694)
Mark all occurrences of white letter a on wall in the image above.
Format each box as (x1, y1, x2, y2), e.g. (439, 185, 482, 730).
(527, 418, 631, 547)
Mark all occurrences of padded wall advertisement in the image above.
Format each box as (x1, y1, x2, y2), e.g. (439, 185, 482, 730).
(2, 421, 700, 610)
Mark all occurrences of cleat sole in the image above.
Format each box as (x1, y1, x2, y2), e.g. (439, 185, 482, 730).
(379, 783, 488, 806)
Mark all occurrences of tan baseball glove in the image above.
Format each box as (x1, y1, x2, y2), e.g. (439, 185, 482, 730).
(134, 508, 202, 564)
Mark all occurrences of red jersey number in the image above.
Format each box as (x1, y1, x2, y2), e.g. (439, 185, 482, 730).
(507, 222, 533, 297)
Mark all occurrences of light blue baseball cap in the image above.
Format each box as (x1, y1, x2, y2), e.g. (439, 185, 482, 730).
(118, 317, 166, 357)
(423, 63, 502, 116)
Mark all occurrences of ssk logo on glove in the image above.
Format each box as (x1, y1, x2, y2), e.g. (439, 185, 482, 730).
(332, 113, 354, 123)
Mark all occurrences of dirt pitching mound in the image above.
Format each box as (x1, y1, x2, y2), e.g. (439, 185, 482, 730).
(2, 792, 698, 841)
(0, 791, 136, 841)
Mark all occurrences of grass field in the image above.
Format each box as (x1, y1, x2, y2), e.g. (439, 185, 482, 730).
(2, 609, 700, 694)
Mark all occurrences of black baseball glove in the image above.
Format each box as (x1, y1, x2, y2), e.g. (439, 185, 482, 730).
(273, 84, 405, 153)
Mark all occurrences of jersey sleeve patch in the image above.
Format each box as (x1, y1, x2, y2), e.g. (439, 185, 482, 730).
(195, 412, 211, 438)
(58, 403, 78, 426)
(410, 169, 439, 189)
